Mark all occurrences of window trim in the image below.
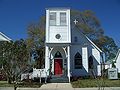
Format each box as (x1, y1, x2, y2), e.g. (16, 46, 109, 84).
(60, 12, 67, 26)
(49, 12, 56, 26)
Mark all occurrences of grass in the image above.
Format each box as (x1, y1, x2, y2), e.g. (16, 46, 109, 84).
(71, 79, 120, 88)
(17, 82, 42, 88)
(0, 81, 14, 87)
(0, 81, 42, 88)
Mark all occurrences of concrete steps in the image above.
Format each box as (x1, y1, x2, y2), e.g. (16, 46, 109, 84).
(48, 76, 69, 83)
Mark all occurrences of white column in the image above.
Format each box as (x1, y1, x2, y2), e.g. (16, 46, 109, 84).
(67, 45, 70, 82)
(82, 47, 88, 73)
(45, 9, 49, 42)
(68, 9, 71, 43)
(45, 45, 50, 76)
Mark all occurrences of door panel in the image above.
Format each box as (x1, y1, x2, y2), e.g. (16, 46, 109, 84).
(54, 59, 62, 75)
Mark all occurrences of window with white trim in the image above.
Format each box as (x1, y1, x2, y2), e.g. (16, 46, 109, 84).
(74, 52, 82, 69)
(60, 12, 66, 25)
(49, 12, 56, 25)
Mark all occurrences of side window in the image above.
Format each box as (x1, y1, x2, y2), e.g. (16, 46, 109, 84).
(49, 12, 56, 26)
(74, 36, 78, 42)
(74, 52, 82, 69)
(88, 56, 94, 69)
(60, 12, 66, 25)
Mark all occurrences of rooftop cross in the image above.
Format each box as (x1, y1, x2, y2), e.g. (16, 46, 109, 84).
(74, 19, 78, 25)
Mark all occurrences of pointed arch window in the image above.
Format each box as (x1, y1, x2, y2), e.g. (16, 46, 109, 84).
(74, 36, 78, 42)
(88, 56, 94, 69)
(74, 52, 82, 69)
(54, 51, 62, 58)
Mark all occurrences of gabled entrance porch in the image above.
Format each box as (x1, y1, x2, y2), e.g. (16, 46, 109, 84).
(49, 51, 68, 83)
(45, 45, 70, 82)
(52, 51, 67, 77)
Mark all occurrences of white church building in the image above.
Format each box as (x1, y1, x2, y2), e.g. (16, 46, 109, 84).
(45, 8, 104, 82)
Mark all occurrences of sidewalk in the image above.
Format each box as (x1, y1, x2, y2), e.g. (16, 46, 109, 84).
(0, 87, 14, 90)
(16, 87, 120, 90)
(17, 83, 73, 90)
(75, 87, 120, 90)
(40, 83, 73, 89)
(40, 83, 120, 90)
(16, 83, 120, 90)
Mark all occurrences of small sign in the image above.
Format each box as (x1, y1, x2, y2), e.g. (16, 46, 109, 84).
(108, 68, 118, 79)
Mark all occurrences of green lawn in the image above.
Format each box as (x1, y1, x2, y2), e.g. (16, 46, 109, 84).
(0, 81, 42, 87)
(0, 81, 14, 87)
(71, 79, 120, 88)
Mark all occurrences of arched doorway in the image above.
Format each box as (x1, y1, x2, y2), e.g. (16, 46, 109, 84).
(54, 51, 63, 75)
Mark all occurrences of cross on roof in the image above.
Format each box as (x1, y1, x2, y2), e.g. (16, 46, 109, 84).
(74, 19, 78, 25)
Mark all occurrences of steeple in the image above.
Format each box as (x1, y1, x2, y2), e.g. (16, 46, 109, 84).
(45, 8, 71, 43)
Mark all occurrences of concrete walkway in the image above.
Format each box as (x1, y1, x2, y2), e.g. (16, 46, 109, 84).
(1, 84, 120, 90)
(16, 87, 120, 90)
(40, 83, 73, 89)
(16, 83, 120, 90)
(0, 87, 14, 90)
(39, 83, 120, 90)
(17, 83, 73, 90)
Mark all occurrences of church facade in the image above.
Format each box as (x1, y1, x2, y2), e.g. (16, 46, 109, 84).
(45, 8, 104, 82)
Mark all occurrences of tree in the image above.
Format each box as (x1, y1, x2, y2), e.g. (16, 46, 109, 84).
(94, 36, 118, 60)
(0, 39, 29, 84)
(26, 20, 45, 68)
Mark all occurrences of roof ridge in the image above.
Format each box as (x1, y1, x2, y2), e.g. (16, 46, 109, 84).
(72, 25, 102, 53)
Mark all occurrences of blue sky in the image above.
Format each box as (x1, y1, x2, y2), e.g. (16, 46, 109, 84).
(0, 0, 120, 47)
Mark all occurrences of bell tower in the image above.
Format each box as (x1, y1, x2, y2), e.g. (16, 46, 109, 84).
(45, 8, 71, 43)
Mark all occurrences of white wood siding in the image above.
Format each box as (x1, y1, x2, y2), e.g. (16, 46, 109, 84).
(0, 32, 11, 41)
(92, 48, 101, 64)
(92, 48, 101, 76)
(0, 35, 9, 41)
(116, 53, 120, 73)
(49, 26, 69, 42)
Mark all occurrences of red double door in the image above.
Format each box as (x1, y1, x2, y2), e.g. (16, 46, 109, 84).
(54, 59, 63, 75)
